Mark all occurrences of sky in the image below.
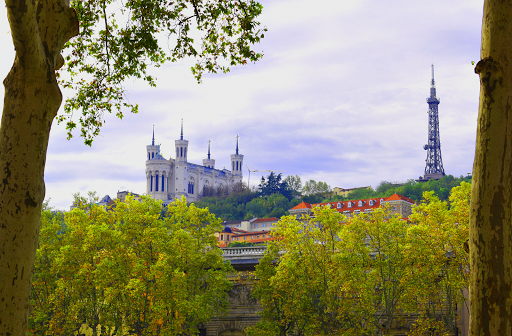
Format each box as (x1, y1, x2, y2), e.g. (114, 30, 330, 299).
(0, 0, 484, 210)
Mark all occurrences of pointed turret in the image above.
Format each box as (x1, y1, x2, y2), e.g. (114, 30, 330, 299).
(203, 139, 215, 169)
(175, 118, 189, 163)
(147, 125, 159, 161)
(230, 135, 243, 177)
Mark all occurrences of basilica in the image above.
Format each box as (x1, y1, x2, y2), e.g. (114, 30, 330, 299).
(146, 125, 244, 204)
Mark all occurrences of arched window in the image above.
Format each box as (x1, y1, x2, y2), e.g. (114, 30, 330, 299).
(184, 147, 187, 158)
(148, 153, 150, 160)
(236, 161, 239, 170)
(180, 147, 183, 157)
(232, 161, 234, 171)
(152, 152, 154, 159)
(150, 175, 153, 192)
(155, 175, 159, 191)
(161, 174, 165, 191)
(221, 234, 223, 241)
(176, 148, 179, 158)
(358, 200, 362, 207)
(337, 202, 342, 209)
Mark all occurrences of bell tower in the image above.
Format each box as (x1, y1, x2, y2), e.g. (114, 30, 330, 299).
(419, 64, 445, 181)
(175, 119, 189, 163)
(203, 140, 216, 169)
(230, 135, 244, 179)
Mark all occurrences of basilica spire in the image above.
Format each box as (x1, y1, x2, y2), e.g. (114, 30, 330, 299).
(180, 119, 183, 140)
(235, 134, 239, 155)
(207, 140, 211, 159)
(152, 125, 155, 146)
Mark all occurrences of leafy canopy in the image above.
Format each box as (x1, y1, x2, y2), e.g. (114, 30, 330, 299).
(58, 0, 266, 145)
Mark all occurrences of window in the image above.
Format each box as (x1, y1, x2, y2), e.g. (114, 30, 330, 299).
(155, 175, 159, 191)
(148, 153, 150, 160)
(337, 202, 342, 209)
(227, 235, 230, 241)
(221, 234, 223, 240)
(150, 175, 153, 191)
(251, 235, 254, 239)
(257, 235, 260, 239)
(180, 147, 183, 157)
(152, 152, 154, 158)
(232, 161, 234, 171)
(358, 200, 362, 207)
(263, 234, 266, 238)
(348, 202, 352, 208)
(161, 174, 164, 191)
(369, 199, 374, 206)
(244, 236, 246, 240)
(184, 147, 187, 158)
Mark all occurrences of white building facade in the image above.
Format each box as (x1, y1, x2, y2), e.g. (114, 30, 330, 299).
(146, 127, 243, 204)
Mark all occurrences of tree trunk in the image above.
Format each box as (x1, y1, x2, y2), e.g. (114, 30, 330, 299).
(0, 0, 78, 333)
(470, 1, 512, 335)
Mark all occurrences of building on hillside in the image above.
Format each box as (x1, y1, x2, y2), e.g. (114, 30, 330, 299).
(333, 186, 374, 198)
(289, 193, 415, 219)
(216, 227, 274, 247)
(146, 123, 243, 204)
(220, 217, 279, 232)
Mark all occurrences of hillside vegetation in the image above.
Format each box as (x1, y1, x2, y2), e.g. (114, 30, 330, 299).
(193, 174, 472, 221)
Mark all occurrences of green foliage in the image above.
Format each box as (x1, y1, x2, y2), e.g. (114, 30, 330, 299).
(284, 175, 302, 198)
(29, 196, 233, 335)
(58, 0, 266, 145)
(324, 175, 472, 203)
(301, 179, 332, 197)
(194, 190, 299, 221)
(259, 172, 291, 199)
(249, 185, 471, 336)
(227, 241, 254, 247)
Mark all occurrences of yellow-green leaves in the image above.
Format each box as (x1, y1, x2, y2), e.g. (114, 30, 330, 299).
(30, 195, 232, 335)
(249, 185, 471, 336)
(59, 0, 266, 145)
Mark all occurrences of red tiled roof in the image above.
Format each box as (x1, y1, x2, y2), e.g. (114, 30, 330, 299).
(254, 217, 279, 222)
(293, 194, 415, 215)
(290, 202, 313, 210)
(385, 193, 415, 204)
(228, 227, 249, 233)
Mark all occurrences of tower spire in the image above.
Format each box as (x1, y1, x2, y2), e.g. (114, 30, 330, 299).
(152, 125, 155, 146)
(180, 119, 183, 140)
(207, 140, 211, 159)
(419, 64, 445, 182)
(235, 134, 239, 155)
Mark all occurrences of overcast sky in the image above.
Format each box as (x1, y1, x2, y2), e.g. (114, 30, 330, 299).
(0, 0, 484, 210)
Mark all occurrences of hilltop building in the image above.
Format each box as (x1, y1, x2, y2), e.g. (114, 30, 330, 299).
(146, 123, 243, 204)
(289, 193, 415, 219)
(333, 186, 374, 198)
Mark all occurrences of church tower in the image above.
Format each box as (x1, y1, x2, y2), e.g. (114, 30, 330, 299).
(146, 126, 159, 161)
(419, 64, 445, 182)
(203, 140, 216, 169)
(174, 119, 189, 199)
(230, 135, 244, 179)
(146, 127, 171, 200)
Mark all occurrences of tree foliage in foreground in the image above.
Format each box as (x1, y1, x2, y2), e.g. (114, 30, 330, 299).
(30, 196, 233, 335)
(247, 183, 470, 336)
(1, 0, 264, 331)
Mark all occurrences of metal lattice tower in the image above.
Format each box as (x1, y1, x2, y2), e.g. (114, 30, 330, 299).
(420, 64, 445, 181)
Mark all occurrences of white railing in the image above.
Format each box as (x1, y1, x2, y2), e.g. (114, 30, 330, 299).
(222, 246, 267, 260)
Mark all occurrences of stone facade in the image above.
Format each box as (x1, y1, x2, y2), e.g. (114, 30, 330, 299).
(146, 128, 243, 204)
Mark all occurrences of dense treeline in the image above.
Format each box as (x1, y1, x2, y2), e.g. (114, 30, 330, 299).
(328, 174, 473, 203)
(247, 183, 471, 336)
(193, 191, 300, 221)
(194, 174, 471, 221)
(30, 196, 232, 335)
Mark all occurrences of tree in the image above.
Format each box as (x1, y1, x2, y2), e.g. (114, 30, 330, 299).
(1, 1, 264, 329)
(470, 2, 512, 335)
(249, 185, 471, 336)
(301, 180, 332, 197)
(29, 195, 233, 335)
(258, 172, 291, 199)
(284, 175, 302, 198)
